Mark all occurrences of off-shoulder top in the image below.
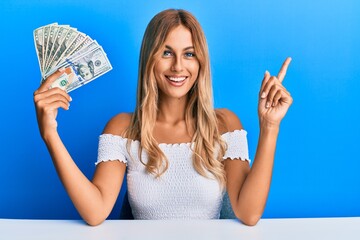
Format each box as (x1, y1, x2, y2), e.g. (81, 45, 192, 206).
(96, 130, 250, 220)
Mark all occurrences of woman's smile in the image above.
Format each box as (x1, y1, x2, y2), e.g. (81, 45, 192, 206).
(165, 75, 188, 86)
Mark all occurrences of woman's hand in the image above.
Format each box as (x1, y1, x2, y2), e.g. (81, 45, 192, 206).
(258, 57, 293, 127)
(33, 68, 72, 140)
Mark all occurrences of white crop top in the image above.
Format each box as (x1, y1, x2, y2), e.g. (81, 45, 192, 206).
(96, 130, 250, 220)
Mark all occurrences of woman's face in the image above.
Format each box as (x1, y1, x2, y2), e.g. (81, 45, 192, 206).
(154, 25, 200, 100)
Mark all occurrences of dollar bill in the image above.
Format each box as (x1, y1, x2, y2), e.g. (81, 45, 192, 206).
(71, 37, 94, 55)
(33, 27, 44, 72)
(34, 23, 112, 91)
(44, 25, 60, 70)
(42, 23, 57, 71)
(66, 40, 99, 61)
(49, 46, 112, 92)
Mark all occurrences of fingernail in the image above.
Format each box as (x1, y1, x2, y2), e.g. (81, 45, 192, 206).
(69, 97, 73, 102)
(265, 70, 269, 75)
(266, 101, 270, 108)
(59, 67, 65, 72)
(261, 92, 266, 98)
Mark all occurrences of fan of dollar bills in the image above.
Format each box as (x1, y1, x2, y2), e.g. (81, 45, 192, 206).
(33, 23, 112, 92)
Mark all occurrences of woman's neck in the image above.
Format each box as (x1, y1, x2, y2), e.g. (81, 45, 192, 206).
(154, 95, 195, 143)
(157, 96, 187, 125)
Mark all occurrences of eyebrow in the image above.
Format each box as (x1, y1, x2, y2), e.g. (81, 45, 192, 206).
(165, 45, 194, 51)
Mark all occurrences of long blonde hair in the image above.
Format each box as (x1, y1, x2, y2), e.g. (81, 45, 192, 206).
(126, 9, 227, 188)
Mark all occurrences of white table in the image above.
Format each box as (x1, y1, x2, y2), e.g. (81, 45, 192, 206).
(1, 217, 359, 240)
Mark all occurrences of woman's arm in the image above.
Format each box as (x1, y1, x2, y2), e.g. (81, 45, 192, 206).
(224, 120, 279, 226)
(34, 70, 126, 226)
(224, 58, 293, 226)
(43, 131, 126, 226)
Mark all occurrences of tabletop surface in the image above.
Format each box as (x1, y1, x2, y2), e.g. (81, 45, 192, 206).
(1, 217, 359, 240)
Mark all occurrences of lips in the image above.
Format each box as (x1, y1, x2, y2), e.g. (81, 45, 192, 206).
(165, 75, 188, 86)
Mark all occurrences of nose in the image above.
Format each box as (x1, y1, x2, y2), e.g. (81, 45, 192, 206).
(171, 56, 183, 72)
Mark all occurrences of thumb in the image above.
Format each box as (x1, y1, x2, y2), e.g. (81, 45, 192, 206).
(38, 67, 66, 93)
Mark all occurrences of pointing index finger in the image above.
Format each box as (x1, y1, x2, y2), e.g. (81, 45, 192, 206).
(277, 57, 292, 82)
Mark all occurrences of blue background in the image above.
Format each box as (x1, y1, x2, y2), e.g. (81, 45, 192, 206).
(0, 0, 359, 220)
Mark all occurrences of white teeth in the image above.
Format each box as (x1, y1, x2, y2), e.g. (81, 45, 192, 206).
(168, 76, 186, 82)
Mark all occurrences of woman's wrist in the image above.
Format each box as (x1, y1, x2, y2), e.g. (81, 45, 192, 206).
(42, 129, 59, 144)
(259, 121, 280, 135)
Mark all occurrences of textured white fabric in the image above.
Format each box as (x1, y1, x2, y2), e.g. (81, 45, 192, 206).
(96, 130, 250, 219)
(221, 130, 250, 161)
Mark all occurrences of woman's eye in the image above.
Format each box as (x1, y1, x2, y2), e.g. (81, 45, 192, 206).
(163, 50, 172, 56)
(185, 52, 195, 57)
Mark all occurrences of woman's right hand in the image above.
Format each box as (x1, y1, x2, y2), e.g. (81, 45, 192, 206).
(33, 68, 72, 140)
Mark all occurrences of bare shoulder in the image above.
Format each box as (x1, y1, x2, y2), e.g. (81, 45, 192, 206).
(102, 112, 133, 136)
(215, 108, 244, 134)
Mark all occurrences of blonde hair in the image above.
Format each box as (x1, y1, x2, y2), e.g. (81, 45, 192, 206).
(126, 9, 227, 188)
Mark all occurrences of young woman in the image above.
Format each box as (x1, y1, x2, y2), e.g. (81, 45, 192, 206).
(33, 9, 293, 226)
